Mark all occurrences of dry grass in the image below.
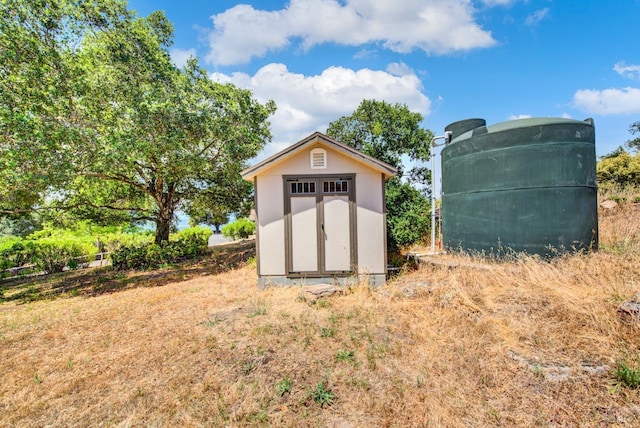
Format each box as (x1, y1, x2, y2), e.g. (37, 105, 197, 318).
(1, 207, 639, 427)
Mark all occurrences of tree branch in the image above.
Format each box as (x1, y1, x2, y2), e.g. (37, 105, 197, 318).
(1, 201, 154, 218)
(80, 171, 152, 196)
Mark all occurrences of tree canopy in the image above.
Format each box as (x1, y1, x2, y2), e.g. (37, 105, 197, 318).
(597, 149, 640, 188)
(0, 0, 275, 243)
(326, 100, 434, 248)
(326, 99, 433, 186)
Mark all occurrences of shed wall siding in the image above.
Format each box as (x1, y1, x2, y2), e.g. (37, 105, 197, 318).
(255, 174, 285, 276)
(356, 173, 386, 274)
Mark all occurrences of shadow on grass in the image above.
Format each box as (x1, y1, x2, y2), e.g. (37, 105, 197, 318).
(0, 241, 255, 304)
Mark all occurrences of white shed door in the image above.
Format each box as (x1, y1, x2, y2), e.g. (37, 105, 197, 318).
(286, 176, 355, 276)
(290, 196, 318, 272)
(323, 195, 351, 272)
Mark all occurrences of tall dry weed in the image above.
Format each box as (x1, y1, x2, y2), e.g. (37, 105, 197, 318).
(0, 204, 639, 426)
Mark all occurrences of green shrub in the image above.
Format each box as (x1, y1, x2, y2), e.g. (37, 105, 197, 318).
(1, 223, 212, 274)
(32, 237, 97, 274)
(173, 226, 213, 243)
(385, 179, 431, 249)
(1, 241, 32, 266)
(221, 218, 255, 240)
(597, 150, 640, 187)
(110, 228, 211, 270)
(0, 236, 23, 252)
(103, 231, 153, 253)
(0, 240, 37, 278)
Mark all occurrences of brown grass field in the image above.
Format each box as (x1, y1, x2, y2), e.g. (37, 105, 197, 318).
(1, 204, 639, 427)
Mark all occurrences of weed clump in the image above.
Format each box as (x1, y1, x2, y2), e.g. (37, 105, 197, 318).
(276, 377, 293, 396)
(308, 379, 335, 408)
(613, 360, 640, 389)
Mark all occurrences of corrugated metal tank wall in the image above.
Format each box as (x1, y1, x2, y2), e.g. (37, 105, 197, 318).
(441, 117, 598, 256)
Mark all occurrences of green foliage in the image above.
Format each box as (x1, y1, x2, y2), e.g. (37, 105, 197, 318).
(185, 185, 253, 230)
(173, 226, 213, 244)
(0, 237, 94, 276)
(221, 218, 255, 240)
(0, 221, 169, 277)
(0, 0, 131, 212)
(326, 100, 433, 248)
(385, 178, 431, 249)
(276, 377, 293, 396)
(335, 349, 356, 363)
(104, 230, 154, 251)
(0, 236, 23, 253)
(1, 222, 136, 276)
(597, 149, 640, 188)
(0, 213, 43, 238)
(326, 99, 433, 181)
(31, 238, 94, 274)
(0, 239, 36, 278)
(0, 223, 210, 276)
(613, 360, 640, 389)
(308, 379, 335, 407)
(110, 226, 211, 270)
(1, 1, 275, 245)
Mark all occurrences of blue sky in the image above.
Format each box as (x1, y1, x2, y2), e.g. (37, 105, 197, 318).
(128, 0, 640, 159)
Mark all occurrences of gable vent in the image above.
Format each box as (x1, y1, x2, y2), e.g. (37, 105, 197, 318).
(310, 148, 327, 169)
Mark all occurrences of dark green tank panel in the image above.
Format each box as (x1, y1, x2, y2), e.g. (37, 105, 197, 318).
(441, 117, 598, 257)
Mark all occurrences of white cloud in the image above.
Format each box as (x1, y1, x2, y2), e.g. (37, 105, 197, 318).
(560, 112, 572, 119)
(211, 63, 431, 156)
(386, 62, 414, 77)
(169, 48, 197, 68)
(480, 0, 515, 6)
(614, 62, 640, 80)
(573, 87, 640, 115)
(524, 8, 549, 26)
(205, 0, 496, 65)
(354, 48, 378, 60)
(508, 114, 532, 120)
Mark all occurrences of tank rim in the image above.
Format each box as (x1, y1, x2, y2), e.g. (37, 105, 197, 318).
(448, 117, 594, 144)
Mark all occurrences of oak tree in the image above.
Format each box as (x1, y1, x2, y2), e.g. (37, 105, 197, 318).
(0, 0, 275, 243)
(326, 100, 433, 248)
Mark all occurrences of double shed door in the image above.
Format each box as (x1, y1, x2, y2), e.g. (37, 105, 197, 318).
(285, 175, 356, 276)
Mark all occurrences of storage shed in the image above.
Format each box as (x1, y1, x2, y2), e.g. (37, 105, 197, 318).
(241, 132, 396, 287)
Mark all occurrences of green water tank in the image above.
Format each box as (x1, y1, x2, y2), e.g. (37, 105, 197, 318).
(441, 117, 598, 256)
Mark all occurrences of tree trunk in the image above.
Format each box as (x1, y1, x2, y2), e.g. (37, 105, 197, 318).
(155, 203, 174, 245)
(153, 182, 177, 245)
(155, 215, 171, 244)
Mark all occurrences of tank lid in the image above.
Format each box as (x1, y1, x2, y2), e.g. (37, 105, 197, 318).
(452, 117, 595, 142)
(445, 118, 486, 141)
(487, 117, 594, 133)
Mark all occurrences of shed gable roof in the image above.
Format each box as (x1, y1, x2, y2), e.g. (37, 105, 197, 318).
(241, 132, 397, 181)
